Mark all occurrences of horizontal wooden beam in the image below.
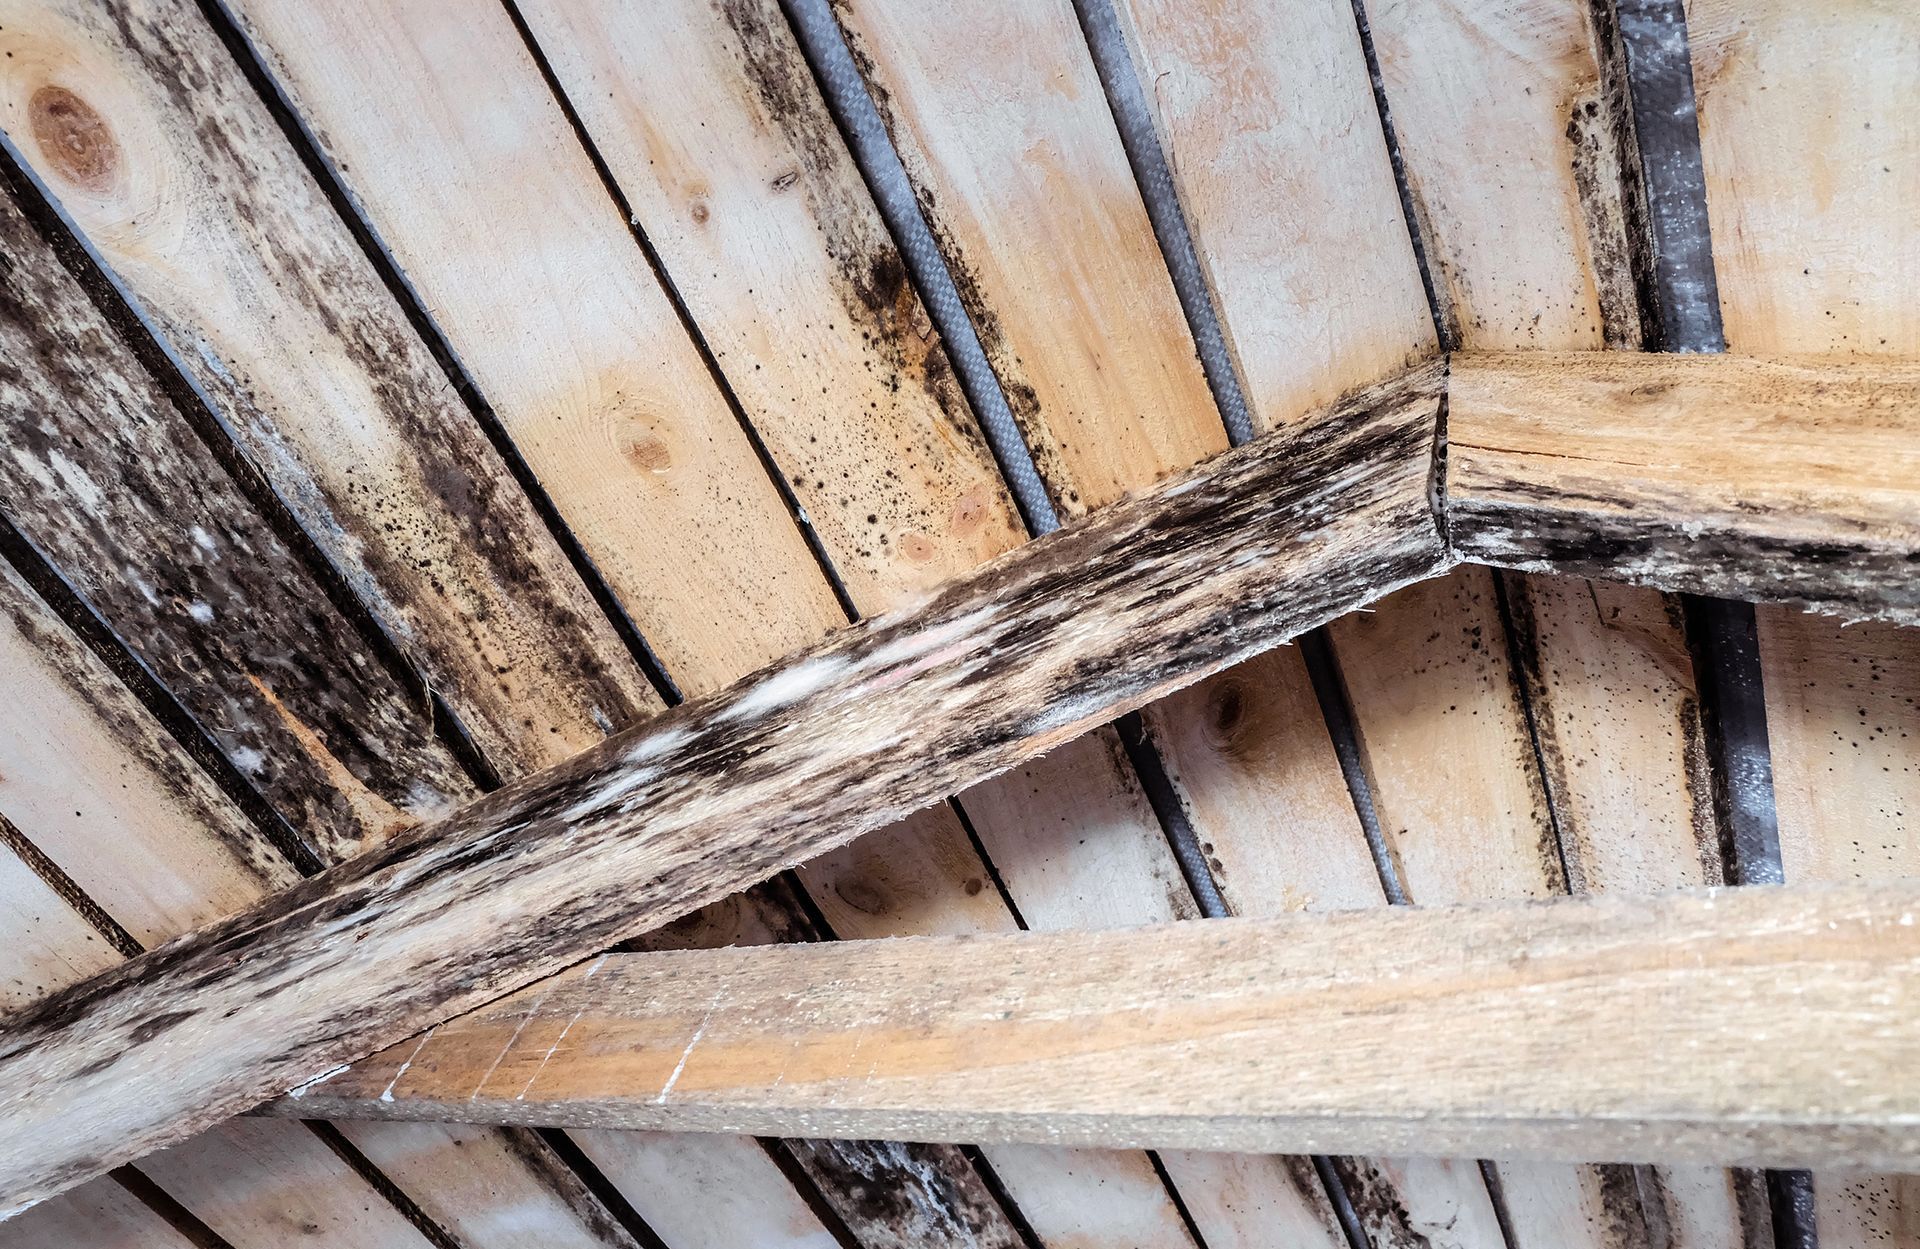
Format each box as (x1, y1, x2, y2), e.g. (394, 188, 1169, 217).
(1447, 351, 1920, 624)
(0, 365, 1450, 1215)
(265, 880, 1920, 1171)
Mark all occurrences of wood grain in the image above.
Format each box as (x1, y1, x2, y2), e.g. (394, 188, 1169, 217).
(272, 881, 1920, 1170)
(518, 0, 1026, 610)
(0, 174, 639, 1246)
(832, 0, 1228, 517)
(0, 1180, 199, 1249)
(1108, 0, 1437, 426)
(1449, 352, 1920, 625)
(0, 0, 661, 786)
(0, 370, 1448, 1212)
(1687, 1, 1920, 1238)
(222, 0, 842, 699)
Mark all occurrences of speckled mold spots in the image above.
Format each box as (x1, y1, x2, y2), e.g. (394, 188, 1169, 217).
(0, 367, 1449, 1203)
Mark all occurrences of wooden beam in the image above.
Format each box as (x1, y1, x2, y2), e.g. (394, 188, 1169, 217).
(1447, 351, 1920, 624)
(0, 365, 1448, 1215)
(266, 880, 1920, 1171)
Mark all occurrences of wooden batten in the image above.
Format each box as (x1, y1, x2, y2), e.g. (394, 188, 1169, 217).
(1447, 352, 1920, 625)
(0, 368, 1448, 1213)
(270, 881, 1920, 1171)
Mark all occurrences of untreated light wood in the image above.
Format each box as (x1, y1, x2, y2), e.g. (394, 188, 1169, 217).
(1448, 351, 1920, 625)
(274, 881, 1920, 1170)
(0, 370, 1447, 1213)
(1688, 2, 1920, 1240)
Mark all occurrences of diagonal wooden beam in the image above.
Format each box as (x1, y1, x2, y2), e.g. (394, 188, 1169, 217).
(261, 879, 1920, 1172)
(1447, 351, 1920, 624)
(0, 362, 1450, 1215)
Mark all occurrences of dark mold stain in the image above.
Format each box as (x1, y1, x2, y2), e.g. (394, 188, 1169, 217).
(36, 0, 658, 783)
(782, 1138, 1026, 1249)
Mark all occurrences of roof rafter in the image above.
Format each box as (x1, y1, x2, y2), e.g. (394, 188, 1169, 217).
(2, 348, 1917, 1215)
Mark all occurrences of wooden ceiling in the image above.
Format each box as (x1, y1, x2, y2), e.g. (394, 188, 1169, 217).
(0, 0, 1913, 1247)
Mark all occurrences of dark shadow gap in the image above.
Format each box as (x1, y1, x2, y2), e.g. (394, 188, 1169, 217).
(1298, 631, 1408, 906)
(0, 509, 323, 877)
(778, 0, 1058, 536)
(758, 1138, 868, 1249)
(534, 1128, 674, 1249)
(956, 1145, 1049, 1249)
(0, 812, 142, 960)
(1069, 0, 1252, 444)
(1348, 0, 1455, 352)
(112, 1166, 237, 1249)
(304, 1122, 464, 1249)
(1311, 1156, 1374, 1249)
(1146, 1150, 1217, 1249)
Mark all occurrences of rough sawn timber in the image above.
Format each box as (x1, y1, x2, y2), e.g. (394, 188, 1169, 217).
(270, 880, 1920, 1170)
(1447, 352, 1920, 625)
(0, 363, 1449, 1214)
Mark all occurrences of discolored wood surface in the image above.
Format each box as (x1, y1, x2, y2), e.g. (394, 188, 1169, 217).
(0, 370, 1448, 1212)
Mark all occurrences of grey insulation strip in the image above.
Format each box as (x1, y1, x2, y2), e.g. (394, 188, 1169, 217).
(1070, 0, 1255, 445)
(779, 0, 1059, 537)
(1615, 0, 1726, 353)
(1611, 0, 1783, 886)
(1615, 5, 1804, 1245)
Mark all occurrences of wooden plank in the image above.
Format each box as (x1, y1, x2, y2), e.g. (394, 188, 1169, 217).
(0, 1180, 200, 1249)
(235, 0, 1072, 1237)
(0, 554, 646, 1248)
(139, 1121, 440, 1249)
(0, 177, 471, 864)
(831, 0, 1228, 516)
(1688, 0, 1920, 1239)
(0, 372, 1448, 1213)
(1448, 351, 1920, 625)
(270, 881, 1920, 1170)
(1090, 3, 1488, 1237)
(0, 161, 654, 1244)
(218, 0, 840, 700)
(825, 0, 1419, 1236)
(516, 0, 1026, 610)
(1107, 0, 1436, 424)
(1501, 574, 1720, 896)
(798, 776, 1202, 1249)
(0, 0, 662, 789)
(570, 1133, 841, 1249)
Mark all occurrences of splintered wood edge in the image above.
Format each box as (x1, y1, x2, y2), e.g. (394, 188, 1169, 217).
(268, 880, 1920, 1172)
(0, 360, 1450, 1214)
